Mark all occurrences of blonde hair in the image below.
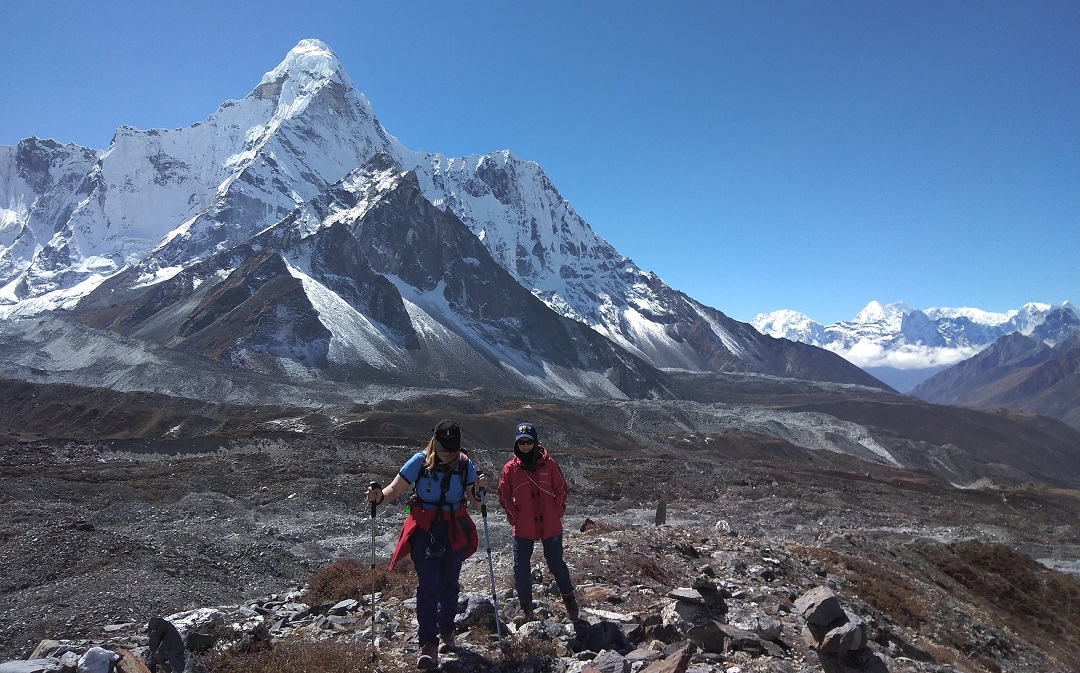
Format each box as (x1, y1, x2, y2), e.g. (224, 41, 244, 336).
(423, 435, 459, 472)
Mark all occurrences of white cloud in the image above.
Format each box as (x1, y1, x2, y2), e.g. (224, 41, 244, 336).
(825, 340, 984, 370)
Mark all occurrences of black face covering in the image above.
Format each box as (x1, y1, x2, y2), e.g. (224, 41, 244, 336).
(515, 444, 539, 471)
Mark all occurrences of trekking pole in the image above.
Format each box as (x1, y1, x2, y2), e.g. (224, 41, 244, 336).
(478, 488, 503, 643)
(368, 481, 380, 664)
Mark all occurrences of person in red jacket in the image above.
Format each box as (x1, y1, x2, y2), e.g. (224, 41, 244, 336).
(496, 421, 579, 621)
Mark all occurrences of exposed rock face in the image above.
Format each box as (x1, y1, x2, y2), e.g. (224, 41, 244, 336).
(69, 160, 682, 399)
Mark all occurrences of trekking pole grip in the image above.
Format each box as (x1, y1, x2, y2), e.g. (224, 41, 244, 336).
(369, 481, 380, 516)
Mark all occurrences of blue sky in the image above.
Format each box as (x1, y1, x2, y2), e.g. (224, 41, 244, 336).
(3, 1, 1077, 325)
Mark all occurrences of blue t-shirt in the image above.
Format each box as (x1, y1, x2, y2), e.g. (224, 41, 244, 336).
(400, 451, 476, 510)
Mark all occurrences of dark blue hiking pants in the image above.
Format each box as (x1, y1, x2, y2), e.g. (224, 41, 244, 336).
(512, 534, 573, 603)
(410, 529, 468, 644)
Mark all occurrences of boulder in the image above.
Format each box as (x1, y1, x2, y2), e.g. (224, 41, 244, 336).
(684, 621, 727, 654)
(572, 621, 632, 654)
(795, 587, 844, 626)
(589, 650, 630, 673)
(638, 642, 694, 673)
(801, 607, 868, 653)
(76, 647, 117, 673)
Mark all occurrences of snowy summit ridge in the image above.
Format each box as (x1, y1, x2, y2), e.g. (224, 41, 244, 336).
(753, 300, 1079, 390)
(0, 39, 882, 398)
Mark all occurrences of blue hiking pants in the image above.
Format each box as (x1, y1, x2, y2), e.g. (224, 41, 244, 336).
(512, 534, 573, 602)
(409, 528, 468, 644)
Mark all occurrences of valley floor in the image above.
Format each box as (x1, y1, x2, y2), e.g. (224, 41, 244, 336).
(2, 436, 1079, 671)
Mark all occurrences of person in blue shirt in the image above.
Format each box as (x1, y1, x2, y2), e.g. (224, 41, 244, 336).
(367, 420, 488, 670)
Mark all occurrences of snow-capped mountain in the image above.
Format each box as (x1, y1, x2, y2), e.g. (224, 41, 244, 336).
(0, 40, 884, 399)
(753, 300, 1080, 391)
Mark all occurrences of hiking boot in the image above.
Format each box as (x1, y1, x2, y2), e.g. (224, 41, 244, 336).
(438, 631, 455, 654)
(512, 597, 534, 625)
(417, 641, 438, 670)
(563, 592, 580, 621)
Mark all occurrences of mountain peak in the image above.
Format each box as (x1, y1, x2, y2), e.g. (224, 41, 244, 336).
(254, 39, 356, 109)
(853, 300, 910, 324)
(267, 39, 343, 80)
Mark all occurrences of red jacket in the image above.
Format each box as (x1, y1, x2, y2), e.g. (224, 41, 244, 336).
(497, 445, 567, 540)
(388, 502, 477, 571)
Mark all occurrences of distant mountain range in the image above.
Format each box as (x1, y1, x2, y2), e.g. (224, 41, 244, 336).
(752, 300, 1080, 429)
(753, 300, 1080, 392)
(0, 39, 881, 400)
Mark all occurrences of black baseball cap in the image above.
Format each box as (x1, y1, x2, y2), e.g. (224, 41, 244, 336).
(434, 419, 461, 452)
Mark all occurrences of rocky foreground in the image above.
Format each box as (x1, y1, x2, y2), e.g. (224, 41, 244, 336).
(0, 520, 1054, 673)
(2, 433, 1080, 672)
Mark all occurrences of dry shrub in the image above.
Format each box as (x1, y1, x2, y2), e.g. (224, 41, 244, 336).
(577, 518, 626, 535)
(807, 539, 1080, 671)
(306, 558, 415, 605)
(575, 544, 675, 589)
(497, 632, 559, 672)
(803, 547, 929, 628)
(920, 540, 1080, 670)
(203, 636, 372, 673)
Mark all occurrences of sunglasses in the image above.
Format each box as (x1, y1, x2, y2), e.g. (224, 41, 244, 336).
(516, 439, 534, 445)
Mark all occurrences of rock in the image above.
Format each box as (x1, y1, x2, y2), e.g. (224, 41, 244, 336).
(660, 599, 710, 631)
(113, 649, 152, 673)
(589, 650, 629, 673)
(27, 643, 63, 660)
(0, 662, 60, 673)
(727, 605, 783, 641)
(329, 599, 358, 616)
(667, 588, 704, 603)
(76, 647, 116, 673)
(718, 624, 768, 655)
(583, 607, 637, 622)
(673, 543, 699, 558)
(638, 642, 693, 673)
(573, 621, 632, 655)
(453, 592, 498, 632)
(802, 607, 868, 654)
(685, 621, 727, 654)
(624, 648, 663, 663)
(620, 621, 644, 645)
(102, 623, 137, 634)
(517, 620, 564, 641)
(794, 587, 845, 626)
